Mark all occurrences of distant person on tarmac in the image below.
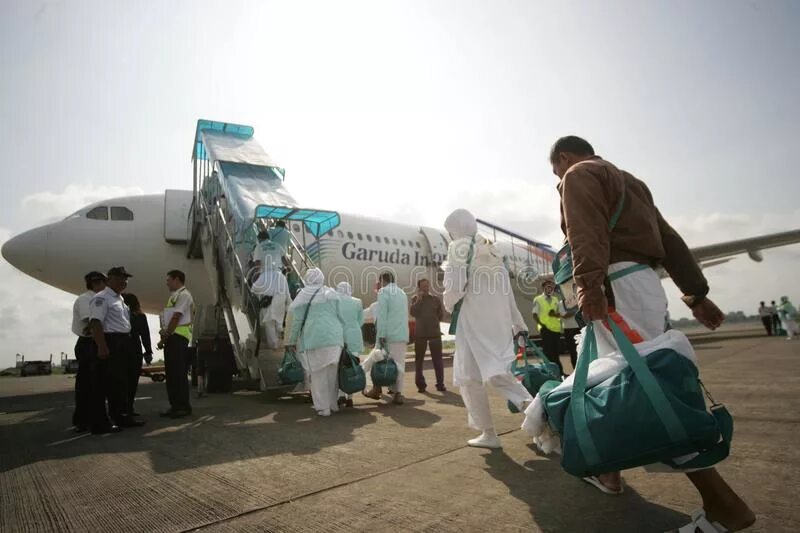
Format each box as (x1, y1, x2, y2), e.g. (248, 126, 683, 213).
(777, 296, 799, 340)
(122, 293, 152, 417)
(758, 301, 773, 336)
(770, 300, 781, 335)
(71, 271, 107, 432)
(523, 135, 754, 532)
(157, 270, 194, 419)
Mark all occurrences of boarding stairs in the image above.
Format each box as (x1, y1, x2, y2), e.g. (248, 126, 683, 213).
(187, 119, 340, 389)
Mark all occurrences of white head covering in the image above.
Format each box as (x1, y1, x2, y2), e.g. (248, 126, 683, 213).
(444, 209, 478, 240)
(289, 268, 337, 311)
(442, 208, 502, 269)
(336, 281, 352, 296)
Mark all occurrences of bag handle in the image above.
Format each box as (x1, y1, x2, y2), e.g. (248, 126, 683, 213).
(570, 322, 689, 467)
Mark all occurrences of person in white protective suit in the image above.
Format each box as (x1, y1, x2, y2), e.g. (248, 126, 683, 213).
(251, 267, 292, 350)
(442, 209, 533, 449)
(363, 272, 410, 405)
(286, 269, 347, 417)
(335, 281, 364, 408)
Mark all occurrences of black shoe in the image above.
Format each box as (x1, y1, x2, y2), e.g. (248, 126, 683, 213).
(169, 409, 192, 419)
(160, 409, 175, 418)
(436, 385, 447, 392)
(118, 417, 145, 428)
(92, 424, 122, 435)
(337, 397, 347, 406)
(417, 387, 427, 393)
(345, 399, 354, 408)
(73, 425, 89, 434)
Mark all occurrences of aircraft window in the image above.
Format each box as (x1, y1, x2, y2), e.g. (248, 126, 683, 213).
(392, 238, 398, 245)
(357, 233, 363, 240)
(86, 206, 109, 220)
(400, 240, 406, 246)
(416, 242, 421, 249)
(337, 231, 344, 238)
(384, 237, 390, 244)
(347, 232, 354, 239)
(110, 206, 133, 221)
(293, 224, 301, 232)
(367, 235, 373, 242)
(374, 235, 380, 242)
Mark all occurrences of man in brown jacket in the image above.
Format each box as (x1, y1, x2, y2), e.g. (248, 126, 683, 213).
(410, 279, 446, 393)
(551, 136, 754, 532)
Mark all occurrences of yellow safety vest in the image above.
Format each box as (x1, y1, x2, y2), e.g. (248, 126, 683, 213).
(165, 288, 193, 342)
(533, 294, 562, 333)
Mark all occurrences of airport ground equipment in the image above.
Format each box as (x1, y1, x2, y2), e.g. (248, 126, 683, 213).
(186, 120, 341, 391)
(140, 364, 166, 383)
(60, 352, 79, 374)
(18, 354, 53, 377)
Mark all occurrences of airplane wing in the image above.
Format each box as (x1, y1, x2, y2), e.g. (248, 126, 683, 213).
(690, 229, 800, 264)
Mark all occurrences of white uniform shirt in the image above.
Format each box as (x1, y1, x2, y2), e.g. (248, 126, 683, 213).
(161, 287, 194, 328)
(89, 287, 131, 333)
(558, 300, 579, 330)
(71, 291, 95, 337)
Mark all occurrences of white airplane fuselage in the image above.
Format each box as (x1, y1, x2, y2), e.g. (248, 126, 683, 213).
(3, 192, 523, 316)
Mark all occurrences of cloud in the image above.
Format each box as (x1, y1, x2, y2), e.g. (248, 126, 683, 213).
(21, 183, 144, 224)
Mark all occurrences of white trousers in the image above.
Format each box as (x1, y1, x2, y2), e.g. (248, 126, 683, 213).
(262, 320, 282, 350)
(363, 342, 406, 394)
(309, 361, 339, 413)
(782, 318, 799, 338)
(460, 374, 532, 431)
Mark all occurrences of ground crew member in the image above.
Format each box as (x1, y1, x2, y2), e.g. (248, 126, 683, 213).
(532, 280, 564, 376)
(543, 135, 754, 531)
(71, 271, 106, 432)
(758, 301, 773, 336)
(157, 270, 194, 418)
(122, 293, 152, 417)
(88, 266, 143, 433)
(410, 278, 446, 393)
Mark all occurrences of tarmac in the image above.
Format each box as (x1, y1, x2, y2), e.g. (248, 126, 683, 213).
(1, 324, 798, 532)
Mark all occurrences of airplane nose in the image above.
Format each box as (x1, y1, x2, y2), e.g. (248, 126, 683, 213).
(1, 227, 48, 275)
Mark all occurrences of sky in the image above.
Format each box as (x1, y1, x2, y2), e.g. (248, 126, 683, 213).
(1, 0, 799, 368)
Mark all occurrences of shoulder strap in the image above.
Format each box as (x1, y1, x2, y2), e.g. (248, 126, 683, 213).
(298, 287, 322, 339)
(608, 181, 626, 231)
(462, 236, 476, 291)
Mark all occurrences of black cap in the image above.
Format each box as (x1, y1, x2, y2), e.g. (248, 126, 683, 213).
(84, 271, 107, 283)
(107, 266, 133, 278)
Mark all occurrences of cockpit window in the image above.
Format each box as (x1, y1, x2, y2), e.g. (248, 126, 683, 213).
(86, 206, 109, 220)
(110, 206, 134, 221)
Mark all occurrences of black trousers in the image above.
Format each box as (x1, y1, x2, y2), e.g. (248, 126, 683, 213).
(72, 336, 95, 427)
(563, 327, 581, 371)
(127, 340, 144, 414)
(539, 326, 564, 376)
(761, 316, 773, 336)
(165, 335, 191, 411)
(772, 315, 781, 334)
(91, 333, 131, 429)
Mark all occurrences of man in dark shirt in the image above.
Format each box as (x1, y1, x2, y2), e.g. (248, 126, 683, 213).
(123, 293, 152, 417)
(409, 279, 445, 393)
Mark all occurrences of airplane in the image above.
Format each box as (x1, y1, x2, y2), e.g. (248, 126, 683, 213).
(3, 119, 800, 385)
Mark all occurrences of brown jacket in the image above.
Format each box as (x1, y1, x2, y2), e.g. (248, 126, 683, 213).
(558, 156, 708, 309)
(410, 293, 444, 337)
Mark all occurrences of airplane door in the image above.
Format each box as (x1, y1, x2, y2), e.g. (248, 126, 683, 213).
(419, 226, 450, 266)
(164, 189, 193, 243)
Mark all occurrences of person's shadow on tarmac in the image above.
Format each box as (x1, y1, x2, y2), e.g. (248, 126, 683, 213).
(481, 449, 688, 533)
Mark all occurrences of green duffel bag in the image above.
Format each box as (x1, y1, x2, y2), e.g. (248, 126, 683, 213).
(371, 349, 399, 387)
(338, 347, 366, 394)
(543, 322, 732, 477)
(278, 347, 305, 386)
(507, 339, 562, 413)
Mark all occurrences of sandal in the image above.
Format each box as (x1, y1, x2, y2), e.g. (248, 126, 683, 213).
(582, 476, 624, 495)
(672, 509, 728, 533)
